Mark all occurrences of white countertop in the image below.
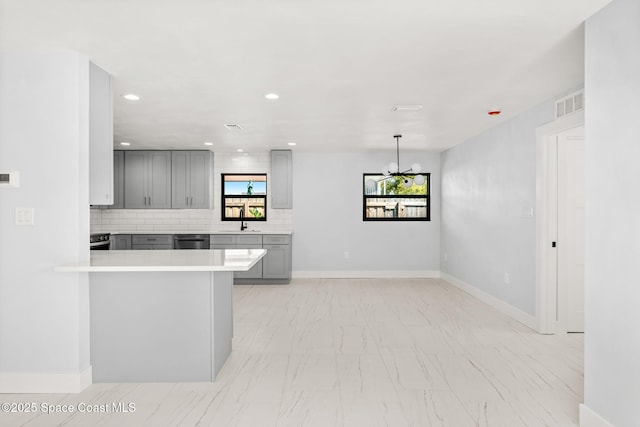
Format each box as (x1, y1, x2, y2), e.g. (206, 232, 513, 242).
(106, 230, 292, 235)
(55, 249, 266, 272)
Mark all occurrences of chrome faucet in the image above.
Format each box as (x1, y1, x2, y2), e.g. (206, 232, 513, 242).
(239, 207, 247, 231)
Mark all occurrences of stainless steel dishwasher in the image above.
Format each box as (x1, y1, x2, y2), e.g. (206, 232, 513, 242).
(173, 234, 210, 249)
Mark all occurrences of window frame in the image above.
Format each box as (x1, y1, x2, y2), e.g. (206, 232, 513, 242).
(362, 173, 430, 221)
(221, 173, 268, 222)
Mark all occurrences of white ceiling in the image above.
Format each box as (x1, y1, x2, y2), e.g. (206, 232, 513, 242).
(0, 0, 611, 153)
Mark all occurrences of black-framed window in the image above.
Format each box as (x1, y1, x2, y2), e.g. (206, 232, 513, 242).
(221, 174, 267, 221)
(363, 173, 430, 221)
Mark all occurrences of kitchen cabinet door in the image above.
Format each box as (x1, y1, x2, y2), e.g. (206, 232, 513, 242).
(262, 244, 291, 279)
(124, 151, 147, 208)
(188, 151, 213, 209)
(147, 151, 172, 208)
(89, 62, 114, 205)
(172, 151, 190, 209)
(112, 234, 131, 250)
(172, 151, 213, 209)
(234, 243, 263, 279)
(110, 150, 124, 209)
(124, 151, 171, 208)
(270, 150, 292, 209)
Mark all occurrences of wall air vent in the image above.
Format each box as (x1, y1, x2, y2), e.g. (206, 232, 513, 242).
(224, 124, 243, 131)
(555, 90, 584, 119)
(391, 105, 423, 112)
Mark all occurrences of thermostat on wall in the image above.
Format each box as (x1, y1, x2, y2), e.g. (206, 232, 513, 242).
(0, 171, 19, 188)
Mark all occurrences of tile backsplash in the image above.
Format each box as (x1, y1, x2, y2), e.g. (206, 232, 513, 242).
(91, 151, 293, 233)
(91, 208, 292, 232)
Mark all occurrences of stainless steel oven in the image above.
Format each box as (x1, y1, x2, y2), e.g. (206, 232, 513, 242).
(90, 233, 111, 250)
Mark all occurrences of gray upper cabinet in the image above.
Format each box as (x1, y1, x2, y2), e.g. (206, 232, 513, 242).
(270, 150, 292, 209)
(124, 151, 172, 208)
(88, 62, 114, 205)
(172, 151, 213, 209)
(111, 150, 124, 209)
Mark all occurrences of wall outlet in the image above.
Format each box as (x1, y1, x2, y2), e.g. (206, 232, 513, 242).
(344, 251, 349, 259)
(503, 272, 510, 284)
(521, 207, 534, 217)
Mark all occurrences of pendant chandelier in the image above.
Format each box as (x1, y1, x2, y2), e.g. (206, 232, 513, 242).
(380, 134, 424, 187)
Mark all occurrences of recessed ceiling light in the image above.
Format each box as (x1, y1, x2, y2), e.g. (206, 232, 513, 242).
(265, 93, 279, 100)
(122, 94, 141, 101)
(237, 149, 244, 152)
(204, 142, 213, 146)
(120, 142, 131, 146)
(288, 142, 297, 146)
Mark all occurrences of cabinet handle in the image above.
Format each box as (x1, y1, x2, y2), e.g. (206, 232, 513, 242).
(190, 196, 193, 206)
(144, 196, 147, 205)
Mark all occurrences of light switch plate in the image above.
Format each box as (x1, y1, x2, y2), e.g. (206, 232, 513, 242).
(15, 207, 35, 226)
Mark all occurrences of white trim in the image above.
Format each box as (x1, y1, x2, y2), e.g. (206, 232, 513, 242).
(441, 273, 537, 330)
(580, 404, 614, 427)
(0, 366, 92, 394)
(535, 110, 584, 334)
(292, 270, 441, 279)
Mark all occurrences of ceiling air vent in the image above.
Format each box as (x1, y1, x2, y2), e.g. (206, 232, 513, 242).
(224, 124, 243, 131)
(391, 105, 423, 112)
(555, 90, 584, 120)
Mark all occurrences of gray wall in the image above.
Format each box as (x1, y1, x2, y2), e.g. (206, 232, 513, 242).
(0, 53, 91, 389)
(440, 102, 555, 316)
(584, 0, 640, 425)
(292, 150, 440, 275)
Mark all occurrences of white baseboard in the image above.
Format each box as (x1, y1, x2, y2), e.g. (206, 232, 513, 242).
(0, 366, 92, 394)
(292, 270, 441, 279)
(440, 273, 537, 330)
(580, 404, 614, 427)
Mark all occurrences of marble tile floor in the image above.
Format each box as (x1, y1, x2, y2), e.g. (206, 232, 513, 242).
(1, 278, 583, 426)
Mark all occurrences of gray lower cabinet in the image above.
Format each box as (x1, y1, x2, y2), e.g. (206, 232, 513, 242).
(263, 235, 291, 280)
(124, 151, 172, 209)
(131, 234, 173, 250)
(235, 235, 263, 280)
(210, 234, 291, 283)
(211, 235, 263, 280)
(111, 234, 131, 250)
(172, 151, 213, 209)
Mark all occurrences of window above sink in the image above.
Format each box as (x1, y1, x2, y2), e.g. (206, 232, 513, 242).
(221, 174, 267, 222)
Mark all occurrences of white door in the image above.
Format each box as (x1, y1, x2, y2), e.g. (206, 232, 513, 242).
(557, 126, 585, 333)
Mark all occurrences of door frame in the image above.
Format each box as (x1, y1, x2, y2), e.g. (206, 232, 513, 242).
(535, 111, 584, 334)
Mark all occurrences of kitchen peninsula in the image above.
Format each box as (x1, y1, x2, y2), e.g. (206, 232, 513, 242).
(55, 249, 265, 383)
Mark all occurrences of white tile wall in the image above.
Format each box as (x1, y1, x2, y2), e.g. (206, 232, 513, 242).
(91, 152, 293, 233)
